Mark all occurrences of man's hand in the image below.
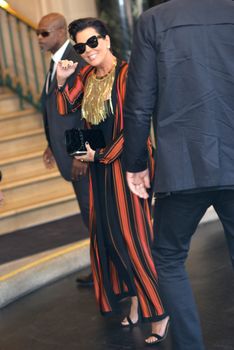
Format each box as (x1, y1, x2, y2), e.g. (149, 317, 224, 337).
(71, 158, 88, 180)
(126, 169, 150, 199)
(43, 147, 55, 169)
(57, 60, 78, 87)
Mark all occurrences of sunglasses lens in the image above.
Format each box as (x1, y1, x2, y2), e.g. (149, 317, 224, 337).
(74, 43, 86, 54)
(87, 36, 99, 48)
(42, 32, 50, 37)
(36, 31, 50, 37)
(74, 36, 100, 54)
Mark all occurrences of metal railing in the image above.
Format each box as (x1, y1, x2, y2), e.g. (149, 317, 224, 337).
(0, 2, 48, 109)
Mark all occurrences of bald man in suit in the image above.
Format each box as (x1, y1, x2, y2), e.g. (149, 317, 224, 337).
(38, 13, 92, 286)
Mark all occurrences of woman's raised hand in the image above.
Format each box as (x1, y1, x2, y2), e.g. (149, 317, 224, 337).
(57, 60, 78, 87)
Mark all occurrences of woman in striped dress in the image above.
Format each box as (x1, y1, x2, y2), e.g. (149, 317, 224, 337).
(56, 17, 169, 345)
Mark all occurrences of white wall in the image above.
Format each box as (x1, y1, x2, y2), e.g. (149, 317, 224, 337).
(8, 0, 97, 25)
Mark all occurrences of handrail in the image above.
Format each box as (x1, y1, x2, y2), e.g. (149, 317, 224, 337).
(0, 0, 37, 29)
(0, 1, 48, 110)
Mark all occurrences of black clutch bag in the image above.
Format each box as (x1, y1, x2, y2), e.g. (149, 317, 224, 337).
(65, 128, 106, 156)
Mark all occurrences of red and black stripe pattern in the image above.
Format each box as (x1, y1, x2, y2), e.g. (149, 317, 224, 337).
(57, 61, 165, 321)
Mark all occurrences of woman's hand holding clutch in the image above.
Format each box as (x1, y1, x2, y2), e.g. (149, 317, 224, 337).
(75, 142, 95, 163)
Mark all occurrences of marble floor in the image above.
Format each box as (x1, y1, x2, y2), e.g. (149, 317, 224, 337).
(0, 220, 233, 350)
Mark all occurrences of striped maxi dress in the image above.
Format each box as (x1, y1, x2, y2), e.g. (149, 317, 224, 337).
(57, 60, 166, 322)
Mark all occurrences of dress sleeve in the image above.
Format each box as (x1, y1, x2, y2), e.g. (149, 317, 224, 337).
(94, 131, 124, 164)
(56, 74, 84, 115)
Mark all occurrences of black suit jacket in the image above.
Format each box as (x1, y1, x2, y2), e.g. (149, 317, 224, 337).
(124, 0, 234, 192)
(41, 42, 86, 181)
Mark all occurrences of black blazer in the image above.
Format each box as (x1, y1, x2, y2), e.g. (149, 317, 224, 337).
(124, 0, 234, 192)
(41, 42, 86, 181)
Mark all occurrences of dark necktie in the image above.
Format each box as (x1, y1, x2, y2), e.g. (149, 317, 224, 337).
(48, 59, 55, 89)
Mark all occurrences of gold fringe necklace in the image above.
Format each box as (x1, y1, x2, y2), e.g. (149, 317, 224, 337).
(81, 62, 117, 125)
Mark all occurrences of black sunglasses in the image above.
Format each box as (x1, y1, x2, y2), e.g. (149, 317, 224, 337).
(36, 30, 55, 37)
(74, 35, 103, 54)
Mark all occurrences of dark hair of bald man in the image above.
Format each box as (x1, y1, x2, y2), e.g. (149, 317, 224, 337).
(37, 13, 68, 54)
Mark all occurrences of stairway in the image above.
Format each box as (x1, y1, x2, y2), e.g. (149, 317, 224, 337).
(0, 87, 79, 235)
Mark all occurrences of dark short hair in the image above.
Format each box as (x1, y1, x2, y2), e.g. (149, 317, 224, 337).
(68, 17, 109, 42)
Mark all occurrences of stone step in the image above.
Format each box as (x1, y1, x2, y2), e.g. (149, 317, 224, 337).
(0, 130, 46, 159)
(0, 154, 58, 186)
(0, 127, 45, 142)
(0, 176, 75, 216)
(0, 89, 80, 236)
(0, 238, 90, 308)
(0, 148, 44, 167)
(0, 108, 42, 137)
(0, 107, 36, 121)
(0, 92, 30, 113)
(0, 196, 79, 235)
(2, 169, 60, 190)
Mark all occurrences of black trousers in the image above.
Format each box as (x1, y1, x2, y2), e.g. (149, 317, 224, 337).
(72, 174, 89, 229)
(153, 190, 234, 350)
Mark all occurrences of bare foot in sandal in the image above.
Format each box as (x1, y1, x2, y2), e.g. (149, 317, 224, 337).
(145, 316, 170, 345)
(121, 296, 138, 327)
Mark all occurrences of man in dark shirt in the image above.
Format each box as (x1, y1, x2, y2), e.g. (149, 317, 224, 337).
(124, 0, 234, 349)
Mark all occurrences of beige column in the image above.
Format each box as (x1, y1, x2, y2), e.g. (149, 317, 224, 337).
(8, 0, 97, 24)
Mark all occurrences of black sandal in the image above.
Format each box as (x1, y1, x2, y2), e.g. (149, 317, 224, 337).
(121, 316, 138, 327)
(145, 319, 170, 345)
